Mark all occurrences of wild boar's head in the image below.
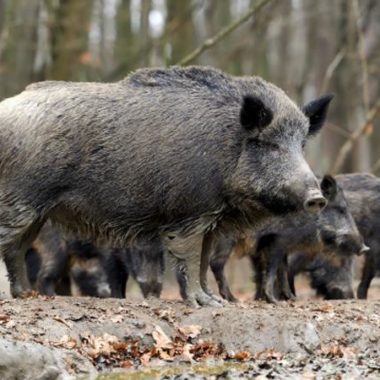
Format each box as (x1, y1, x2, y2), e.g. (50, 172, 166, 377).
(230, 91, 334, 217)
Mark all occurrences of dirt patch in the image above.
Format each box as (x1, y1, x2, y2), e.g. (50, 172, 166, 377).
(0, 296, 379, 379)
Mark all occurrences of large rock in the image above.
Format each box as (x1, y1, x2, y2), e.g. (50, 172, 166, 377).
(0, 339, 96, 380)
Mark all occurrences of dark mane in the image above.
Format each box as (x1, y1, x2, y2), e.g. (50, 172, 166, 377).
(125, 65, 238, 94)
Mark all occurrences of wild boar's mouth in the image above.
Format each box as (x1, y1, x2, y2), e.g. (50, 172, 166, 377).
(255, 190, 302, 215)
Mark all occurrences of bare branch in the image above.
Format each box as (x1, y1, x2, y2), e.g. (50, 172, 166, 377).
(370, 157, 380, 174)
(352, 0, 370, 111)
(176, 0, 274, 66)
(320, 48, 345, 94)
(330, 98, 380, 174)
(325, 122, 352, 139)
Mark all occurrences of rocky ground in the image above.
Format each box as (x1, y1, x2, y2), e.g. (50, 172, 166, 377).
(0, 263, 379, 379)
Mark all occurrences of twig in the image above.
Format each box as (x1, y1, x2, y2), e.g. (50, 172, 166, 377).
(325, 122, 352, 139)
(330, 98, 380, 174)
(320, 48, 345, 94)
(370, 157, 380, 174)
(53, 316, 72, 328)
(176, 0, 273, 66)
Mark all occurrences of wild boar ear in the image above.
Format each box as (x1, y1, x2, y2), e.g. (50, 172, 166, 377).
(240, 95, 273, 130)
(303, 94, 334, 137)
(320, 174, 337, 201)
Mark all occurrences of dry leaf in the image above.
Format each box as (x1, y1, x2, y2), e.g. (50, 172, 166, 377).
(154, 308, 175, 323)
(56, 335, 77, 349)
(120, 360, 133, 368)
(234, 351, 251, 361)
(85, 333, 120, 358)
(178, 325, 202, 339)
(180, 343, 194, 362)
(140, 352, 152, 366)
(320, 344, 356, 359)
(20, 290, 39, 299)
(152, 326, 172, 349)
(314, 303, 334, 313)
(110, 315, 124, 323)
(0, 314, 10, 324)
(158, 350, 174, 361)
(255, 348, 283, 360)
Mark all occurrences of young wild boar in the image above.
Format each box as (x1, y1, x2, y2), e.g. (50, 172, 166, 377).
(106, 239, 165, 299)
(27, 226, 164, 299)
(334, 173, 380, 299)
(0, 66, 332, 306)
(252, 175, 366, 303)
(187, 175, 366, 303)
(26, 223, 111, 297)
(288, 252, 354, 299)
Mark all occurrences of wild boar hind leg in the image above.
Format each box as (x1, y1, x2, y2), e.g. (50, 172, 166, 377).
(163, 233, 222, 307)
(0, 201, 44, 297)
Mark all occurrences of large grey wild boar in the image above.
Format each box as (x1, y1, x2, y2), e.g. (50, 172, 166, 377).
(0, 66, 332, 306)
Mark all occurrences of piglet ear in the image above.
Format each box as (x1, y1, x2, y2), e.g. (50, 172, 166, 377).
(303, 94, 334, 137)
(240, 95, 273, 130)
(320, 174, 337, 201)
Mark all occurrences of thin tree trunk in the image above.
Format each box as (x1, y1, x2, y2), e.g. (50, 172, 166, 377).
(0, 0, 40, 97)
(48, 0, 93, 81)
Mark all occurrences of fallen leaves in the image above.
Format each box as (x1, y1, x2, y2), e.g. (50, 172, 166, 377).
(254, 349, 283, 361)
(0, 314, 10, 324)
(152, 326, 172, 350)
(52, 335, 78, 349)
(120, 359, 133, 368)
(47, 323, 251, 370)
(84, 333, 122, 359)
(312, 303, 334, 313)
(232, 351, 251, 361)
(319, 344, 357, 359)
(19, 290, 40, 299)
(177, 325, 202, 339)
(153, 308, 176, 324)
(191, 340, 226, 361)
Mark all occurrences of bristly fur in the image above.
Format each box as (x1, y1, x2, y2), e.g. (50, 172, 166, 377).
(335, 173, 380, 299)
(0, 65, 331, 296)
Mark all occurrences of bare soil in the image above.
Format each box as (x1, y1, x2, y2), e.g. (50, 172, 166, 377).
(0, 295, 379, 379)
(0, 262, 379, 379)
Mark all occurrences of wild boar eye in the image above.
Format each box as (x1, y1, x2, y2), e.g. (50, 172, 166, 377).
(247, 138, 279, 150)
(335, 206, 346, 215)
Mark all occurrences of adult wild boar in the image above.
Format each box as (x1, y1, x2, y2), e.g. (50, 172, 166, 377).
(0, 66, 332, 306)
